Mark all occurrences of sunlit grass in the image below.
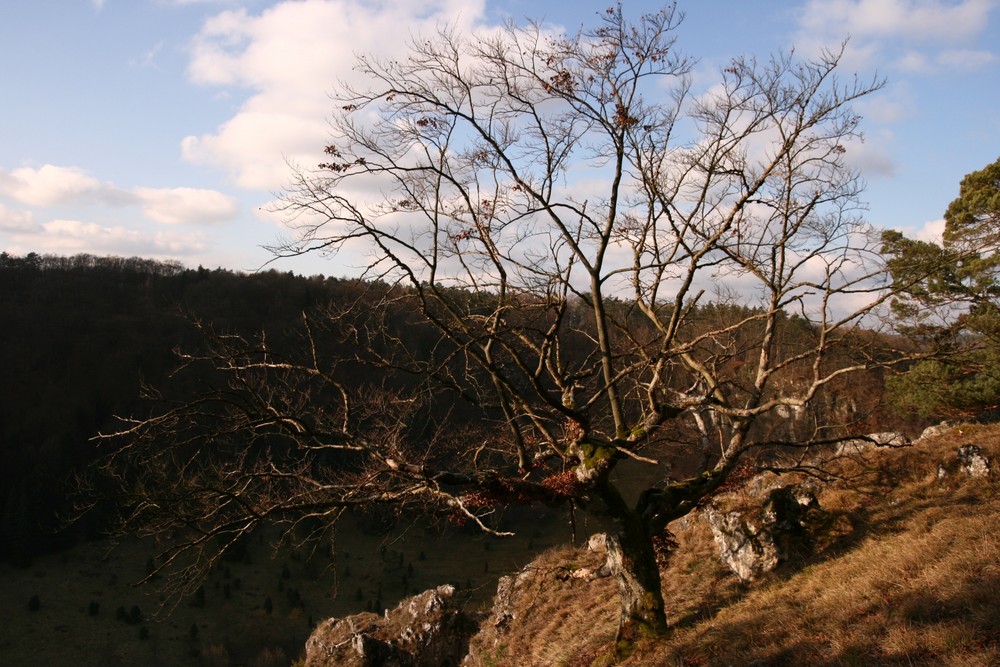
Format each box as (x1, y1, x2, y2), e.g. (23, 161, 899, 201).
(465, 423, 1000, 666)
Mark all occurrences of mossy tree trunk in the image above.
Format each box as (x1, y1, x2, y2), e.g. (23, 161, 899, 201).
(597, 481, 669, 642)
(606, 516, 669, 641)
(594, 464, 738, 645)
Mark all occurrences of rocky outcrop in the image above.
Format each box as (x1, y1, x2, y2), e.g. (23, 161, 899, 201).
(488, 569, 534, 634)
(957, 444, 992, 478)
(707, 484, 821, 582)
(463, 543, 617, 666)
(937, 443, 993, 480)
(304, 585, 473, 667)
(836, 431, 908, 456)
(706, 506, 779, 582)
(918, 421, 955, 441)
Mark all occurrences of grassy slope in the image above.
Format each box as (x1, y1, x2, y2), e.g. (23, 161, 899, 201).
(4, 425, 995, 666)
(0, 508, 577, 666)
(467, 423, 1000, 667)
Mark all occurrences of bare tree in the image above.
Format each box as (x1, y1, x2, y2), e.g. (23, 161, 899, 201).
(94, 4, 900, 646)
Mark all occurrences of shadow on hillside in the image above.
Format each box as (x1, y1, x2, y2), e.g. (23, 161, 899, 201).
(645, 467, 1000, 665)
(656, 560, 1000, 666)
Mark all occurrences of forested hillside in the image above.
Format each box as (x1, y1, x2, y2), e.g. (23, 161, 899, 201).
(0, 252, 912, 570)
(0, 252, 361, 565)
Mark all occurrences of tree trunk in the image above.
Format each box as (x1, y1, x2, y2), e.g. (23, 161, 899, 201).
(606, 521, 668, 641)
(598, 484, 669, 643)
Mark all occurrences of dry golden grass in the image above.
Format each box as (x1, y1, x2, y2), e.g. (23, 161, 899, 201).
(466, 544, 620, 667)
(467, 423, 1000, 666)
(637, 424, 1000, 666)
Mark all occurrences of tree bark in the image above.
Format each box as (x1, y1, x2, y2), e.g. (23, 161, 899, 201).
(599, 483, 669, 642)
(596, 464, 740, 646)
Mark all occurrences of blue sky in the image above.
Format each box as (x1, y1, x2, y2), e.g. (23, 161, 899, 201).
(1, 0, 998, 277)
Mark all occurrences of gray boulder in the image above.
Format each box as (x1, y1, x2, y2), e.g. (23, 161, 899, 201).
(836, 431, 908, 456)
(707, 484, 820, 582)
(957, 444, 992, 478)
(938, 444, 993, 480)
(305, 585, 472, 667)
(918, 421, 954, 441)
(707, 507, 779, 582)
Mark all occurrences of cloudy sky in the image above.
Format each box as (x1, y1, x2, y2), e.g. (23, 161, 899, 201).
(1, 0, 997, 277)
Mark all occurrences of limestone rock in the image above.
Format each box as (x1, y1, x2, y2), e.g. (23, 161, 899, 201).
(305, 585, 472, 667)
(836, 431, 908, 456)
(707, 484, 820, 582)
(463, 535, 619, 667)
(487, 565, 540, 634)
(938, 444, 992, 480)
(919, 421, 955, 441)
(707, 507, 780, 582)
(957, 444, 991, 478)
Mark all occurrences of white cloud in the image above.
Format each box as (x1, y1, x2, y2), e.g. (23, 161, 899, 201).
(897, 47, 996, 72)
(32, 219, 209, 257)
(42, 219, 142, 247)
(0, 164, 107, 207)
(843, 131, 896, 180)
(170, 0, 238, 5)
(0, 204, 39, 233)
(937, 49, 997, 70)
(134, 186, 239, 224)
(856, 85, 914, 124)
(0, 163, 238, 226)
(798, 0, 993, 43)
(795, 0, 997, 70)
(913, 217, 945, 244)
(886, 218, 946, 246)
(130, 41, 165, 70)
(182, 110, 328, 189)
(181, 0, 489, 190)
(895, 50, 929, 72)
